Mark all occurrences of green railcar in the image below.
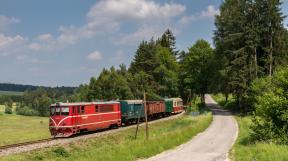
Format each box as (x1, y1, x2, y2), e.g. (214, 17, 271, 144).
(164, 99, 173, 113)
(119, 100, 144, 123)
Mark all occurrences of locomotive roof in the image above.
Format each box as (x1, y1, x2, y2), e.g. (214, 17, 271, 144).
(50, 101, 120, 107)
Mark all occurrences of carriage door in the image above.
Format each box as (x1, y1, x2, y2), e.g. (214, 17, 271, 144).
(71, 106, 77, 133)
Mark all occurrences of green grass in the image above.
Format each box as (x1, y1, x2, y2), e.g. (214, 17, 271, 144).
(0, 104, 5, 112)
(0, 114, 50, 146)
(1, 113, 212, 161)
(0, 90, 24, 96)
(232, 116, 288, 161)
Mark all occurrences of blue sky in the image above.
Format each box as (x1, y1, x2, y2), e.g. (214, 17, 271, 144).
(0, 0, 287, 87)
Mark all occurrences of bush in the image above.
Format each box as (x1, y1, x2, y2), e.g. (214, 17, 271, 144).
(250, 67, 288, 144)
(4, 106, 12, 114)
(53, 147, 69, 157)
(16, 106, 39, 116)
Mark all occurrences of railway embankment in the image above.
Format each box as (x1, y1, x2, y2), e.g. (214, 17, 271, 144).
(0, 110, 212, 161)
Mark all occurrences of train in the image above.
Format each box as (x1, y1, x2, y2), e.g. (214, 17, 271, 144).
(49, 98, 183, 137)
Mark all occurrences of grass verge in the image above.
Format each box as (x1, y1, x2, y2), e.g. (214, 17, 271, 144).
(232, 116, 288, 161)
(1, 113, 212, 161)
(0, 114, 50, 146)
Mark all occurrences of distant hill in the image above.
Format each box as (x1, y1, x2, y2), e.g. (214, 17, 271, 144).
(0, 83, 76, 93)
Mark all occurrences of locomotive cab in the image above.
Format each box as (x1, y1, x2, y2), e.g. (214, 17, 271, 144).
(49, 103, 76, 137)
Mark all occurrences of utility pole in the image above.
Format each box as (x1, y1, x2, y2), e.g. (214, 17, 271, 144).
(143, 90, 149, 140)
(134, 105, 141, 139)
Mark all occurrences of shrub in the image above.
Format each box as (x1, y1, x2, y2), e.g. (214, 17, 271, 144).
(250, 67, 288, 144)
(16, 106, 39, 116)
(4, 106, 12, 114)
(53, 147, 69, 157)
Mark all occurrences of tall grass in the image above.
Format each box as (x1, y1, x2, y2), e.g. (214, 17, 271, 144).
(1, 113, 212, 161)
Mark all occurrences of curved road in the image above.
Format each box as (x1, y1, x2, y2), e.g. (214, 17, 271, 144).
(141, 95, 238, 161)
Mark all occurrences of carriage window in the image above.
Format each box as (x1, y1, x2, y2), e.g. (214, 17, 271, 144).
(95, 105, 99, 112)
(81, 106, 85, 114)
(77, 106, 80, 114)
(62, 107, 69, 116)
(55, 107, 61, 115)
(50, 107, 56, 116)
(99, 105, 113, 112)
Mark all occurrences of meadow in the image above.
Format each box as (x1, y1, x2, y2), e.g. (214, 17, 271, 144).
(0, 114, 50, 146)
(0, 113, 212, 161)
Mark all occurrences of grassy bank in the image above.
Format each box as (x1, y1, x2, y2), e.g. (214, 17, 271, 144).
(212, 94, 288, 161)
(0, 114, 50, 146)
(1, 113, 212, 161)
(232, 116, 288, 161)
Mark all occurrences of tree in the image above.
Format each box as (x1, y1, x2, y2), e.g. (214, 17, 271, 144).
(159, 29, 178, 57)
(213, 0, 287, 112)
(179, 40, 214, 104)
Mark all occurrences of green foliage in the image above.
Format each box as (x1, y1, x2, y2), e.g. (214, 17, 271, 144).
(4, 106, 12, 114)
(179, 40, 214, 103)
(214, 0, 288, 112)
(80, 30, 180, 101)
(250, 67, 288, 144)
(232, 116, 288, 161)
(53, 147, 69, 158)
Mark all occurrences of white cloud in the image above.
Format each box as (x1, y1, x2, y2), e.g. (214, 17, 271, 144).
(178, 5, 219, 25)
(87, 51, 102, 61)
(32, 0, 186, 48)
(29, 43, 41, 51)
(0, 15, 20, 31)
(37, 33, 53, 41)
(200, 5, 220, 18)
(0, 34, 27, 56)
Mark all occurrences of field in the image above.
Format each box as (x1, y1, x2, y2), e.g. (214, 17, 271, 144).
(1, 113, 212, 161)
(0, 114, 50, 146)
(0, 90, 24, 96)
(232, 116, 288, 161)
(0, 104, 5, 112)
(212, 94, 288, 161)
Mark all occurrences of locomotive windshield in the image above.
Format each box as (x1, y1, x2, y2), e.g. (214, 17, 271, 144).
(50, 106, 69, 116)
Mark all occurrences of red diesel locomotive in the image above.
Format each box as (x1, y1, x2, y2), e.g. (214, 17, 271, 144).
(49, 102, 121, 137)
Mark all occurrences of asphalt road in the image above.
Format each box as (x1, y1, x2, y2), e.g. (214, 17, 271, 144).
(141, 95, 238, 161)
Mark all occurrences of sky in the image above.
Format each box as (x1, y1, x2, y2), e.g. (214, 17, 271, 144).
(0, 0, 288, 87)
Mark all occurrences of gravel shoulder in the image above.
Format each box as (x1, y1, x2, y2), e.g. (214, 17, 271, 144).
(141, 95, 238, 161)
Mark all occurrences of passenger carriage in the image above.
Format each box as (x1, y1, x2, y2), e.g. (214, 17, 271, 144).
(171, 98, 184, 113)
(49, 102, 121, 137)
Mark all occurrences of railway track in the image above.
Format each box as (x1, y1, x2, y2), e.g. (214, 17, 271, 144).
(0, 138, 53, 151)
